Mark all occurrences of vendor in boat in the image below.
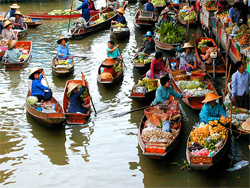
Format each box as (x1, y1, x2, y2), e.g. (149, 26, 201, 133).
(57, 36, 73, 60)
(67, 82, 91, 114)
(228, 2, 241, 26)
(199, 92, 227, 124)
(87, 0, 96, 12)
(179, 42, 198, 72)
(153, 76, 188, 105)
(200, 41, 218, 64)
(1, 20, 17, 41)
(107, 40, 122, 59)
(71, 0, 90, 22)
(29, 67, 53, 103)
(13, 11, 24, 30)
(139, 31, 155, 56)
(7, 4, 20, 19)
(165, 2, 178, 14)
(144, 0, 155, 12)
(146, 51, 168, 79)
(231, 61, 250, 110)
(111, 8, 126, 25)
(157, 9, 175, 27)
(2, 39, 22, 63)
(185, 0, 200, 16)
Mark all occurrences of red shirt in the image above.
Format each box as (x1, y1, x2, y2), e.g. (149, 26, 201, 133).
(150, 58, 168, 78)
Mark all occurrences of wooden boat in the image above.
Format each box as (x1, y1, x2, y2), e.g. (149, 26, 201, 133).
(168, 58, 218, 110)
(4, 41, 32, 71)
(26, 81, 66, 128)
(129, 74, 159, 101)
(138, 100, 182, 159)
(133, 54, 152, 74)
(63, 74, 91, 125)
(97, 59, 124, 85)
(27, 10, 99, 20)
(186, 126, 230, 170)
(154, 37, 180, 51)
(178, 15, 197, 27)
(14, 23, 28, 39)
(51, 56, 74, 76)
(24, 18, 43, 28)
(135, 9, 157, 28)
(70, 1, 128, 40)
(110, 24, 130, 40)
(194, 37, 226, 75)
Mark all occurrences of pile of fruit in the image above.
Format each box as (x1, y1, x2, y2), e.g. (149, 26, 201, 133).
(198, 39, 213, 47)
(23, 17, 33, 22)
(133, 52, 154, 64)
(216, 11, 228, 18)
(233, 24, 250, 46)
(188, 121, 228, 157)
(112, 23, 126, 28)
(95, 12, 115, 24)
(179, 10, 197, 21)
(113, 27, 128, 32)
(0, 39, 9, 46)
(216, 11, 229, 25)
(113, 62, 123, 73)
(203, 0, 218, 8)
(152, 0, 166, 5)
(155, 21, 185, 44)
(225, 23, 237, 34)
(133, 77, 159, 93)
(48, 9, 81, 15)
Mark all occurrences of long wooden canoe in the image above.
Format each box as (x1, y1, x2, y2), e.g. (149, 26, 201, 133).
(4, 41, 32, 71)
(135, 9, 157, 28)
(24, 18, 43, 28)
(110, 25, 130, 41)
(70, 2, 128, 40)
(26, 82, 66, 128)
(51, 56, 74, 76)
(13, 23, 28, 39)
(186, 126, 230, 170)
(154, 37, 180, 51)
(168, 58, 218, 110)
(138, 100, 182, 159)
(194, 37, 226, 75)
(63, 74, 91, 125)
(97, 59, 124, 85)
(132, 53, 153, 74)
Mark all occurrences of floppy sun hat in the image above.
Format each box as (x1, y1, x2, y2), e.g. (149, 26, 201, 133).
(182, 42, 194, 49)
(143, 31, 154, 37)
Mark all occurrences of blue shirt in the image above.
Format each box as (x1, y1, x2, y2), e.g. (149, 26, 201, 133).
(31, 75, 50, 97)
(10, 9, 16, 18)
(157, 17, 175, 27)
(107, 47, 120, 58)
(116, 15, 126, 24)
(199, 103, 227, 124)
(57, 44, 71, 59)
(231, 70, 250, 98)
(77, 0, 90, 21)
(228, 7, 241, 26)
(153, 86, 183, 105)
(145, 3, 155, 12)
(68, 86, 88, 114)
(0, 22, 4, 34)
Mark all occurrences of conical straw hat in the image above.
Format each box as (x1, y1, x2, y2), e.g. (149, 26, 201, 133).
(202, 92, 221, 103)
(57, 35, 69, 44)
(182, 42, 194, 49)
(3, 20, 12, 28)
(29, 67, 43, 79)
(67, 82, 80, 94)
(13, 11, 23, 17)
(8, 39, 18, 50)
(10, 4, 20, 9)
(117, 8, 125, 14)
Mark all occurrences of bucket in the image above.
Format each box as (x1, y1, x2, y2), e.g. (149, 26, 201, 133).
(211, 19, 216, 28)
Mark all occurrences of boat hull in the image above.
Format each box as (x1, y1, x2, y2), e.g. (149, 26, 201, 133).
(51, 57, 74, 76)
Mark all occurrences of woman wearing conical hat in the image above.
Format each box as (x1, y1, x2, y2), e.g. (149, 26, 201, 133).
(2, 39, 22, 63)
(13, 11, 24, 30)
(57, 36, 73, 60)
(179, 42, 198, 72)
(139, 31, 155, 56)
(1, 20, 17, 41)
(111, 8, 126, 25)
(199, 92, 227, 124)
(8, 3, 20, 19)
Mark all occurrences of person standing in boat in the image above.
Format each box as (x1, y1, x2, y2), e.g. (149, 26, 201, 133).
(231, 61, 250, 110)
(6, 4, 20, 19)
(1, 20, 17, 41)
(199, 92, 227, 124)
(12, 11, 24, 30)
(88, 0, 96, 12)
(111, 8, 126, 24)
(57, 36, 74, 60)
(29, 67, 53, 103)
(71, 0, 90, 22)
(179, 42, 198, 72)
(157, 9, 175, 27)
(139, 31, 155, 56)
(200, 41, 218, 64)
(107, 40, 122, 59)
(153, 76, 187, 105)
(2, 39, 22, 63)
(67, 82, 91, 114)
(146, 52, 168, 79)
(144, 0, 156, 12)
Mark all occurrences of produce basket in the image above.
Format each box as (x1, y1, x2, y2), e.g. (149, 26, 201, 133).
(147, 80, 158, 87)
(190, 73, 206, 82)
(174, 73, 189, 81)
(171, 69, 185, 76)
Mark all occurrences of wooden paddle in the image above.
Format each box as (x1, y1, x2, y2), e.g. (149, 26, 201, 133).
(68, 0, 74, 32)
(43, 72, 50, 88)
(81, 72, 97, 115)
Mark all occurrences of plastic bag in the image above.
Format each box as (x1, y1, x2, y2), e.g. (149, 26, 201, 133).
(226, 160, 249, 172)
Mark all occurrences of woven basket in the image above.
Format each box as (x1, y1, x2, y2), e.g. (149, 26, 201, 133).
(171, 69, 185, 76)
(174, 73, 189, 81)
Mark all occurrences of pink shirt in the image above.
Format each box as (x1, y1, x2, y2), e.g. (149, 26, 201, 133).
(150, 58, 168, 78)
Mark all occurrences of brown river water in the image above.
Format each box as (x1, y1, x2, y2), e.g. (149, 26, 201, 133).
(0, 0, 249, 187)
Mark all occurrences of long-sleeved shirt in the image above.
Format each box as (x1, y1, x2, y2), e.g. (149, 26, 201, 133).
(144, 3, 155, 12)
(179, 51, 197, 69)
(2, 48, 21, 63)
(0, 22, 4, 34)
(150, 58, 168, 78)
(1, 28, 15, 41)
(141, 39, 155, 55)
(14, 17, 24, 30)
(68, 86, 88, 114)
(31, 75, 50, 97)
(107, 47, 120, 58)
(77, 0, 90, 21)
(153, 86, 183, 105)
(57, 44, 71, 59)
(115, 15, 126, 24)
(228, 7, 241, 26)
(157, 17, 175, 27)
(199, 103, 227, 124)
(231, 70, 250, 98)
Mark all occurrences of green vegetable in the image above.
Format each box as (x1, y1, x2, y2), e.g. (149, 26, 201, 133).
(28, 96, 38, 106)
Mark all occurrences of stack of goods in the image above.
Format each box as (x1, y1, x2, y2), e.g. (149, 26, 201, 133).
(113, 62, 123, 75)
(133, 52, 154, 65)
(0, 39, 9, 46)
(23, 17, 33, 22)
(112, 23, 128, 32)
(197, 39, 214, 53)
(95, 12, 115, 24)
(27, 96, 38, 106)
(133, 77, 159, 93)
(142, 101, 180, 146)
(177, 79, 213, 97)
(155, 21, 185, 44)
(48, 9, 81, 15)
(152, 0, 166, 5)
(57, 59, 72, 68)
(202, 0, 218, 8)
(188, 120, 228, 157)
(233, 25, 250, 46)
(216, 11, 229, 26)
(179, 9, 197, 21)
(225, 23, 237, 34)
